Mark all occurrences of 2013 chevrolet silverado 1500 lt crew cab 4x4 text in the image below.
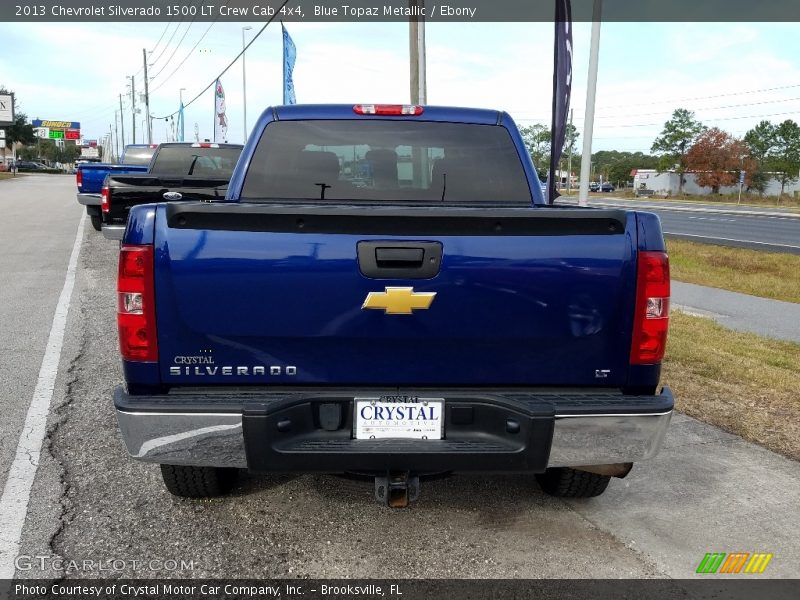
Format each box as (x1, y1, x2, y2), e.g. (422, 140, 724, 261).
(101, 142, 243, 240)
(112, 104, 673, 507)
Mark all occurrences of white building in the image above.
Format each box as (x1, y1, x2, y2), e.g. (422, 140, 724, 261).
(632, 169, 800, 197)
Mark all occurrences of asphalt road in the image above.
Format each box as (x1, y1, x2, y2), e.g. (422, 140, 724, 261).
(561, 196, 800, 254)
(0, 175, 83, 500)
(2, 176, 799, 581)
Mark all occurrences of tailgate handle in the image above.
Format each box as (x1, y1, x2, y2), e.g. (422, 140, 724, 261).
(358, 241, 442, 279)
(375, 247, 424, 268)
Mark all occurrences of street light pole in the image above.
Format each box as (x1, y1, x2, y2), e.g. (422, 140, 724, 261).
(242, 26, 253, 143)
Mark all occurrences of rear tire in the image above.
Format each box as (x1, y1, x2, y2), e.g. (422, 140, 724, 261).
(536, 467, 611, 498)
(90, 215, 102, 231)
(160, 464, 239, 498)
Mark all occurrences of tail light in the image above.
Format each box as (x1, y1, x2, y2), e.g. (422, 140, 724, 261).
(630, 251, 670, 364)
(101, 185, 109, 213)
(117, 245, 158, 362)
(76, 169, 82, 189)
(353, 104, 424, 116)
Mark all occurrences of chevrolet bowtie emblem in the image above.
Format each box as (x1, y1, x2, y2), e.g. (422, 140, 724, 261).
(362, 287, 436, 315)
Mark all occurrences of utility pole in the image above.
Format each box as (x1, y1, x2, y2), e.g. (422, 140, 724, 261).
(408, 0, 427, 104)
(242, 26, 252, 143)
(119, 93, 126, 147)
(128, 75, 137, 145)
(578, 0, 602, 207)
(409, 0, 427, 188)
(566, 108, 574, 194)
(143, 49, 152, 144)
(108, 125, 114, 162)
(737, 155, 745, 205)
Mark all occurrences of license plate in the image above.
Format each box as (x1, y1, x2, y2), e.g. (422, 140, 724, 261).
(354, 397, 444, 440)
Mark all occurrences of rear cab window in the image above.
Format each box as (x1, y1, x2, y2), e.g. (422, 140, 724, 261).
(150, 146, 242, 176)
(241, 120, 532, 204)
(122, 148, 157, 166)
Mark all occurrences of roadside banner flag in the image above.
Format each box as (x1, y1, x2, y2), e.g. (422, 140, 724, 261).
(282, 23, 297, 105)
(214, 79, 228, 143)
(547, 0, 573, 203)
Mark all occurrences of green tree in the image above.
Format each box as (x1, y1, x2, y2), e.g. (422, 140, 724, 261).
(591, 150, 659, 187)
(743, 120, 776, 196)
(0, 87, 36, 151)
(651, 108, 706, 194)
(519, 124, 551, 168)
(770, 119, 800, 199)
(563, 123, 579, 156)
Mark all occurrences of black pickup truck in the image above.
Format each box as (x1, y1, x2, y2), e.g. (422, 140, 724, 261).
(101, 142, 243, 240)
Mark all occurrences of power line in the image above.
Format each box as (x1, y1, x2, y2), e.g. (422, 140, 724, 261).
(149, 20, 196, 83)
(152, 0, 290, 121)
(596, 82, 800, 111)
(149, 19, 184, 68)
(149, 19, 175, 56)
(593, 96, 800, 121)
(516, 105, 800, 130)
(591, 108, 800, 130)
(514, 94, 800, 123)
(149, 4, 229, 95)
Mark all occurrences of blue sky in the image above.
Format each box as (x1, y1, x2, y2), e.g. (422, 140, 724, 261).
(1, 21, 799, 153)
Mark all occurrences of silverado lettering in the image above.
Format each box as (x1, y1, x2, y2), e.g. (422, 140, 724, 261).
(168, 366, 297, 376)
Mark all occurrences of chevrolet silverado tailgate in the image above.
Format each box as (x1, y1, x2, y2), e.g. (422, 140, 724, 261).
(153, 203, 638, 387)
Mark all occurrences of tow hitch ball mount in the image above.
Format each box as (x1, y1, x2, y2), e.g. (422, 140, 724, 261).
(374, 471, 420, 508)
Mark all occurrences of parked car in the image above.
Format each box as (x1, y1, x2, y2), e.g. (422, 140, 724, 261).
(601, 183, 616, 193)
(13, 161, 46, 170)
(101, 142, 244, 240)
(112, 104, 674, 506)
(589, 181, 599, 192)
(72, 157, 103, 174)
(76, 144, 158, 231)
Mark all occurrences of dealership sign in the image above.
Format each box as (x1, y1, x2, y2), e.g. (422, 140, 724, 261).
(0, 93, 13, 125)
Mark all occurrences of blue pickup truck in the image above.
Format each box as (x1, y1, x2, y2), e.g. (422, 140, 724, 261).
(112, 104, 673, 507)
(76, 144, 157, 231)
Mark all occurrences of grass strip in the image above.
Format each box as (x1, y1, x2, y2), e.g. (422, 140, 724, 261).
(667, 239, 800, 304)
(663, 311, 800, 461)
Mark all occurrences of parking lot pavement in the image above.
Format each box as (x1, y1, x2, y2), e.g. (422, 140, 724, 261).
(6, 178, 800, 580)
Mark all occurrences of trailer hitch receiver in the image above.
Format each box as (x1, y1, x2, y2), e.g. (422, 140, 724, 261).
(375, 471, 420, 508)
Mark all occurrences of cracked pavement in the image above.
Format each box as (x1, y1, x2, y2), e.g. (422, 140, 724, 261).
(3, 176, 800, 580)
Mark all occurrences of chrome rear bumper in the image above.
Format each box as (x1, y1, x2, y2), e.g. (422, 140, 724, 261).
(77, 193, 102, 206)
(114, 387, 673, 471)
(102, 224, 125, 240)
